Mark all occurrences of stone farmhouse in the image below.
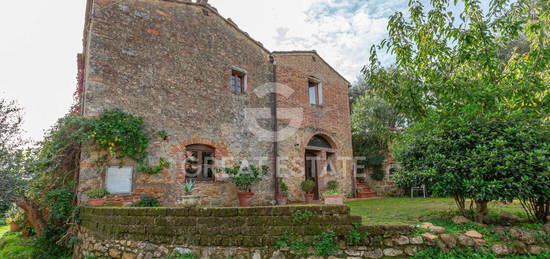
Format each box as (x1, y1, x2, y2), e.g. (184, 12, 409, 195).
(77, 0, 353, 207)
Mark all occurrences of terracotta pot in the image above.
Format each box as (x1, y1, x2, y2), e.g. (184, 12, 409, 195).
(237, 192, 254, 207)
(9, 222, 20, 232)
(276, 195, 288, 205)
(88, 198, 106, 207)
(324, 194, 344, 205)
(304, 193, 315, 204)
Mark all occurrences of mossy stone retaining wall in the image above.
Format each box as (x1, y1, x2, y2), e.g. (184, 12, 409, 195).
(79, 205, 361, 247)
(75, 205, 425, 258)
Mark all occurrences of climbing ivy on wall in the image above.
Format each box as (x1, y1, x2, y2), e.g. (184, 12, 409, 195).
(79, 109, 169, 174)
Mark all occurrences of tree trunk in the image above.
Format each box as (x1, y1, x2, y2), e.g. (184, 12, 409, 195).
(474, 200, 489, 223)
(453, 194, 467, 216)
(16, 197, 47, 236)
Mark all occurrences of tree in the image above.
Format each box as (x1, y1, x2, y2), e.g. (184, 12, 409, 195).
(365, 0, 549, 120)
(351, 94, 406, 167)
(0, 98, 30, 214)
(393, 114, 549, 222)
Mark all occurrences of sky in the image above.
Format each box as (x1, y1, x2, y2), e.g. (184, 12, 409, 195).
(0, 0, 443, 142)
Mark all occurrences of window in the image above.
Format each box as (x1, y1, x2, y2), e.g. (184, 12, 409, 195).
(326, 152, 335, 172)
(307, 135, 332, 148)
(308, 79, 323, 105)
(231, 68, 247, 94)
(105, 167, 133, 194)
(185, 144, 215, 181)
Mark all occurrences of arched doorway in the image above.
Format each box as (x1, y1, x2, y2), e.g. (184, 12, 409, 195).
(304, 134, 336, 200)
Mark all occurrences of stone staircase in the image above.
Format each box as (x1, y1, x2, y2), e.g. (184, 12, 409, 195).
(356, 182, 378, 199)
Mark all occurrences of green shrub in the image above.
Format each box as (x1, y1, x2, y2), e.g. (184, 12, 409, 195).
(131, 195, 160, 207)
(292, 210, 315, 222)
(219, 163, 269, 192)
(300, 180, 316, 194)
(278, 178, 289, 196)
(326, 180, 338, 191)
(370, 166, 385, 181)
(84, 188, 109, 199)
(393, 116, 549, 222)
(312, 231, 339, 256)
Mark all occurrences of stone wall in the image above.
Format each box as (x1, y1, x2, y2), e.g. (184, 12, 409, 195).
(359, 153, 404, 197)
(75, 206, 550, 258)
(79, 0, 276, 207)
(75, 205, 425, 259)
(78, 0, 355, 208)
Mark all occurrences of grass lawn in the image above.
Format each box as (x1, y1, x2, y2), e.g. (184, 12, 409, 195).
(0, 225, 38, 259)
(346, 197, 526, 225)
(0, 225, 8, 237)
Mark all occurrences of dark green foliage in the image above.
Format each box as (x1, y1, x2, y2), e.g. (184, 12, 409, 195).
(275, 231, 339, 256)
(278, 178, 289, 196)
(412, 246, 550, 259)
(370, 166, 385, 181)
(219, 163, 270, 192)
(300, 180, 316, 194)
(393, 115, 549, 222)
(138, 157, 170, 175)
(326, 180, 338, 191)
(351, 95, 405, 167)
(312, 231, 338, 256)
(347, 223, 368, 246)
(292, 210, 315, 222)
(79, 109, 149, 165)
(131, 195, 160, 207)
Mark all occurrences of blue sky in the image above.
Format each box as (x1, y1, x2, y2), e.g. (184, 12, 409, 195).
(1, 0, 488, 141)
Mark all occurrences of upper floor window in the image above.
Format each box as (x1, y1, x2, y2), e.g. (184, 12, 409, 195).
(231, 67, 247, 94)
(308, 78, 323, 105)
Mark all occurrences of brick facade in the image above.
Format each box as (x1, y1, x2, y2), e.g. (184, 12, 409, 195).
(77, 0, 353, 206)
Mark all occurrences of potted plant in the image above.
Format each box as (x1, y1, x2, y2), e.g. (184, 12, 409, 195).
(220, 163, 269, 206)
(301, 179, 316, 203)
(85, 188, 110, 207)
(323, 180, 344, 205)
(276, 178, 289, 205)
(179, 180, 202, 206)
(5, 206, 20, 232)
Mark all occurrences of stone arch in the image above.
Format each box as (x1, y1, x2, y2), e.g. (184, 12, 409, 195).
(169, 138, 230, 181)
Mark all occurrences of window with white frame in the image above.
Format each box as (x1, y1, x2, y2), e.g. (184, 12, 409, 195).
(105, 167, 133, 194)
(308, 78, 323, 105)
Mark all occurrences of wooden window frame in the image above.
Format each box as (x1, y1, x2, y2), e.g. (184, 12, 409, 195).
(185, 144, 215, 181)
(231, 67, 247, 94)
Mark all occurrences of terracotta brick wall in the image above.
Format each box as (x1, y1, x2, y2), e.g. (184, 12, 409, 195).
(273, 53, 354, 200)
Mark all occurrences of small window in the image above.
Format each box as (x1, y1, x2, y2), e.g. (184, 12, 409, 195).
(231, 69, 247, 94)
(308, 79, 323, 105)
(185, 144, 215, 181)
(326, 152, 335, 172)
(105, 167, 133, 194)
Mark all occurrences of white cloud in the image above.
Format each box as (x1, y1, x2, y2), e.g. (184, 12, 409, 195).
(1, 0, 488, 141)
(210, 0, 398, 82)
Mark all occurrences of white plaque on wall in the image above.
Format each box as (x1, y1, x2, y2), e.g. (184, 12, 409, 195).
(105, 167, 133, 194)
